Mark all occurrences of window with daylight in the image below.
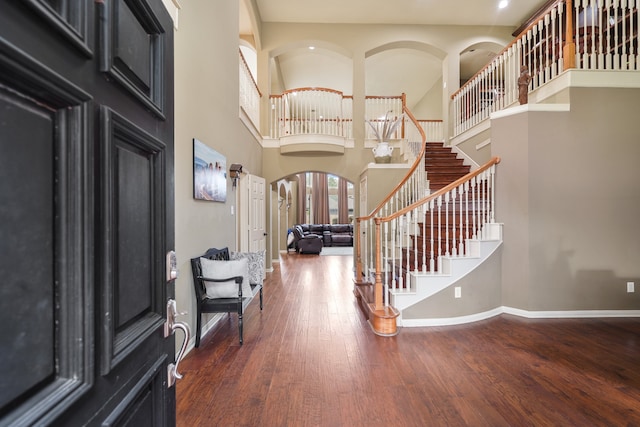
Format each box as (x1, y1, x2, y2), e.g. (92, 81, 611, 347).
(297, 172, 354, 225)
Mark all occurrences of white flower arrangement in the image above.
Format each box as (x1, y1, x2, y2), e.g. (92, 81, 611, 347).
(366, 110, 405, 143)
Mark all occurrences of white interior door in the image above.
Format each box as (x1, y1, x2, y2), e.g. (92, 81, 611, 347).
(239, 174, 266, 252)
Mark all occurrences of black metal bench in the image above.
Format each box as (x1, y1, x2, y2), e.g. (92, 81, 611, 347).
(190, 247, 263, 347)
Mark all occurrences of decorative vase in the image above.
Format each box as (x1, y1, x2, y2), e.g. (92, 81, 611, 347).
(372, 141, 393, 163)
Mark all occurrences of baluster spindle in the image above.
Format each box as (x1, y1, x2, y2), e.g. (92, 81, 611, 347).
(383, 220, 390, 293)
(463, 181, 469, 255)
(558, 1, 566, 73)
(629, 0, 636, 70)
(552, 8, 558, 78)
(428, 200, 435, 272)
(405, 213, 411, 279)
(543, 15, 550, 83)
(585, 0, 600, 70)
(436, 195, 443, 271)
(471, 176, 478, 239)
(397, 215, 404, 289)
(493, 170, 497, 224)
(451, 187, 457, 256)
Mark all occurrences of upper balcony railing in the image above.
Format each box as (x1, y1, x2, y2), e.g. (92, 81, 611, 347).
(239, 50, 262, 129)
(269, 89, 444, 144)
(451, 0, 639, 138)
(269, 87, 353, 139)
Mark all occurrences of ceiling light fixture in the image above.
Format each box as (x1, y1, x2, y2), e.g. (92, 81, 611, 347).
(309, 46, 315, 50)
(499, 0, 508, 8)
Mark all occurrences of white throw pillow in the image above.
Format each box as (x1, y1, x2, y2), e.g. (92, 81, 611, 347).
(199, 257, 252, 299)
(230, 250, 265, 286)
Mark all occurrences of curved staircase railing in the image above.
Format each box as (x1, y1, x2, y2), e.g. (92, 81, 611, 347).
(353, 105, 427, 335)
(354, 152, 501, 336)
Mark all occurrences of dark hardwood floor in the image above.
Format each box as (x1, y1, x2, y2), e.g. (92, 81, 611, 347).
(176, 252, 640, 426)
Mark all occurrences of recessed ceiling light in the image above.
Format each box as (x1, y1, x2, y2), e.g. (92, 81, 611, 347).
(499, 0, 508, 8)
(309, 46, 315, 50)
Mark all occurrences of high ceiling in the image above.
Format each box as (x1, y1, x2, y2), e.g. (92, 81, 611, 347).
(252, 0, 548, 27)
(240, 0, 549, 111)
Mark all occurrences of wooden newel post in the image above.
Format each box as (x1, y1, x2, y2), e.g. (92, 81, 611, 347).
(374, 218, 384, 311)
(563, 0, 576, 69)
(354, 218, 363, 284)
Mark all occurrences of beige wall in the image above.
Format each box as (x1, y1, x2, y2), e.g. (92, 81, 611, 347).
(403, 246, 503, 319)
(173, 0, 263, 346)
(360, 166, 411, 213)
(453, 126, 493, 167)
(492, 87, 640, 311)
(412, 77, 444, 119)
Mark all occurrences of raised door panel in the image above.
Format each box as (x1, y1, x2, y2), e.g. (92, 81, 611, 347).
(100, 0, 166, 118)
(0, 35, 93, 427)
(99, 107, 167, 375)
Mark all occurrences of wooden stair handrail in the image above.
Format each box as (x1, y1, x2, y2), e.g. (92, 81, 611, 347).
(354, 104, 426, 287)
(451, 0, 566, 99)
(380, 156, 501, 223)
(239, 49, 262, 98)
(357, 105, 427, 223)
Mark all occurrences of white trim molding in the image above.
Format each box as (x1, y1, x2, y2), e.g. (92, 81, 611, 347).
(400, 306, 640, 327)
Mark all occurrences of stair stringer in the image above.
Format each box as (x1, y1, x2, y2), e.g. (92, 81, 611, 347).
(390, 224, 503, 316)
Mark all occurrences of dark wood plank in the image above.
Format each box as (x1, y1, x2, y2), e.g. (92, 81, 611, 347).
(177, 252, 640, 426)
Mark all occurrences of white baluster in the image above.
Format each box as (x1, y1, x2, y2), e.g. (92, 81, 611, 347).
(436, 195, 443, 272)
(551, 7, 557, 78)
(421, 204, 427, 273)
(404, 213, 411, 279)
(397, 215, 403, 290)
(606, 0, 613, 69)
(590, 0, 598, 69)
(544, 14, 551, 83)
(471, 176, 478, 239)
(451, 187, 457, 257)
(629, 0, 636, 70)
(429, 200, 435, 273)
(463, 180, 470, 256)
(490, 165, 496, 224)
(558, 2, 565, 73)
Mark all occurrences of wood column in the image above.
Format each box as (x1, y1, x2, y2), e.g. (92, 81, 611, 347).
(563, 0, 576, 69)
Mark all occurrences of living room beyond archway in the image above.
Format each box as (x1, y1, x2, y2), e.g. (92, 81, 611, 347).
(296, 172, 354, 225)
(272, 172, 355, 256)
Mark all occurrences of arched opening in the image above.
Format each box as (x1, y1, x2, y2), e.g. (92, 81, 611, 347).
(459, 41, 504, 85)
(270, 172, 354, 257)
(365, 41, 445, 119)
(270, 42, 353, 94)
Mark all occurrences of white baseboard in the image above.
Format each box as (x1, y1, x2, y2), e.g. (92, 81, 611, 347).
(502, 306, 640, 319)
(400, 307, 503, 327)
(400, 306, 640, 327)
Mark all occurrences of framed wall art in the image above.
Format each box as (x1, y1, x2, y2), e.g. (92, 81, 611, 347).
(193, 138, 226, 202)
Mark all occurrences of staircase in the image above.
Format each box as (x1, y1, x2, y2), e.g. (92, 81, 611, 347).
(355, 152, 501, 331)
(425, 142, 470, 192)
(389, 142, 473, 281)
(354, 105, 501, 335)
(357, 142, 478, 312)
(387, 148, 501, 325)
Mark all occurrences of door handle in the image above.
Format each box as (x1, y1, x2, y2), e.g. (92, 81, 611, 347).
(165, 299, 190, 388)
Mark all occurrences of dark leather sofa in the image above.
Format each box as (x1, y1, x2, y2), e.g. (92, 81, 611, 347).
(289, 225, 323, 254)
(297, 223, 354, 247)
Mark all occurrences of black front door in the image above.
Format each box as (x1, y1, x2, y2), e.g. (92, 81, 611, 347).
(0, 0, 176, 425)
